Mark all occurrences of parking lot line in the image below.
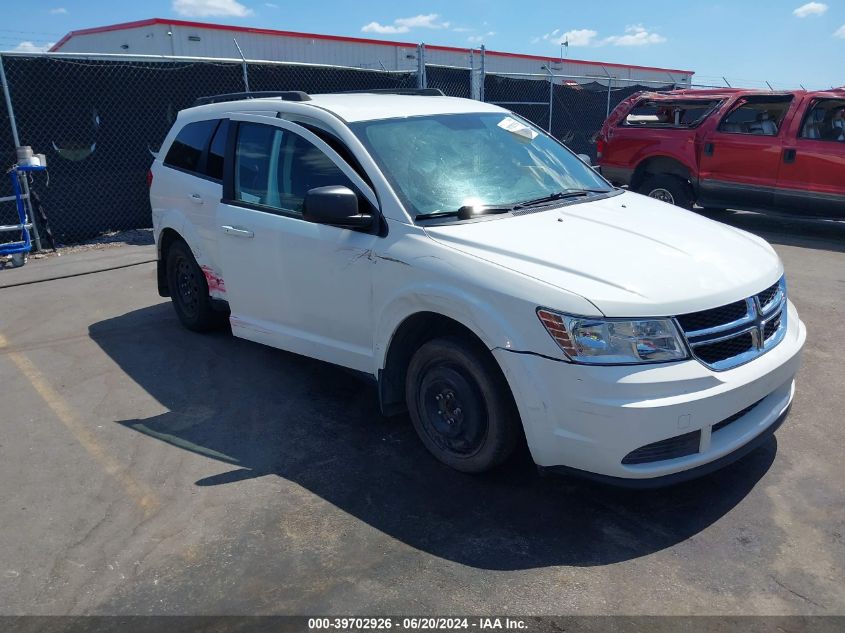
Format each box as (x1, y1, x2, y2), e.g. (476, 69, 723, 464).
(0, 332, 159, 518)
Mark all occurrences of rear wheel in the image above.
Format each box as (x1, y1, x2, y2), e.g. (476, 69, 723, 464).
(166, 239, 225, 332)
(405, 336, 520, 473)
(637, 174, 693, 210)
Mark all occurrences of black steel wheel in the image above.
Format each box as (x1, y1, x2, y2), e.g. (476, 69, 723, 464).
(406, 336, 521, 473)
(166, 239, 225, 332)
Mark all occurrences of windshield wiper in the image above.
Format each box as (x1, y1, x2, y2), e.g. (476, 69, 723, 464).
(414, 189, 613, 222)
(415, 206, 512, 222)
(512, 189, 609, 210)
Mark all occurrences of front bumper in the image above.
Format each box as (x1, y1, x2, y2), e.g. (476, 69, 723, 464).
(493, 301, 806, 484)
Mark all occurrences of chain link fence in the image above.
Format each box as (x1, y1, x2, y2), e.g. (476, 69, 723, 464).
(485, 72, 675, 159)
(0, 53, 418, 244)
(0, 50, 672, 246)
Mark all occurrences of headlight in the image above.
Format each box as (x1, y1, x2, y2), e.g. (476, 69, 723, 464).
(537, 308, 688, 365)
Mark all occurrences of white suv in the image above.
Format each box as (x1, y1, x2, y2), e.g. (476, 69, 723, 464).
(149, 89, 806, 487)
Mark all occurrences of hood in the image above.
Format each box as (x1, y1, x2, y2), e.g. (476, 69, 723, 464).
(424, 191, 782, 317)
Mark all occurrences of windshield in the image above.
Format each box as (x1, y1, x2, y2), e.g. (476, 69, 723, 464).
(351, 112, 613, 219)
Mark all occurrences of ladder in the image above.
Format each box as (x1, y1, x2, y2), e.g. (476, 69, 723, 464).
(0, 165, 44, 268)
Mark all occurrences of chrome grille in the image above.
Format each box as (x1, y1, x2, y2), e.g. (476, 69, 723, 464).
(676, 300, 748, 333)
(676, 277, 788, 371)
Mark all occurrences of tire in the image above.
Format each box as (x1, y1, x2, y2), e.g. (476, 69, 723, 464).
(165, 239, 225, 332)
(405, 336, 521, 473)
(637, 174, 694, 210)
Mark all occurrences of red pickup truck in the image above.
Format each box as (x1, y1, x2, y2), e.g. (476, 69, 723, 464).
(597, 88, 845, 217)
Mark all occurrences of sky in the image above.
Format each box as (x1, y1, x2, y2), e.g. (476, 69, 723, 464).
(2, 1, 841, 89)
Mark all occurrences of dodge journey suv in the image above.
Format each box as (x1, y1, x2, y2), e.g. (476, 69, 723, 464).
(149, 89, 806, 487)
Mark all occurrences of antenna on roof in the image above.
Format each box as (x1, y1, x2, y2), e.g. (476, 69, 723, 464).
(233, 38, 250, 93)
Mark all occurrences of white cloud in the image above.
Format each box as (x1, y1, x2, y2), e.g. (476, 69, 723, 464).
(49, 7, 68, 14)
(793, 2, 828, 17)
(361, 22, 409, 34)
(467, 31, 496, 44)
(265, 2, 278, 7)
(601, 25, 666, 46)
(396, 14, 449, 29)
(172, 0, 253, 18)
(533, 27, 597, 46)
(835, 24, 845, 37)
(362, 14, 450, 34)
(560, 28, 598, 46)
(11, 40, 55, 52)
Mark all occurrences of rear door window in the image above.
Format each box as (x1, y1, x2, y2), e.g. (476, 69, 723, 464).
(718, 96, 794, 136)
(164, 120, 218, 174)
(623, 99, 721, 128)
(206, 119, 229, 180)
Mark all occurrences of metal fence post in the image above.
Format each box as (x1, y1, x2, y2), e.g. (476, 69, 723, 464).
(0, 53, 42, 251)
(417, 43, 427, 89)
(233, 38, 250, 93)
(544, 67, 554, 133)
(469, 48, 475, 100)
(479, 45, 486, 102)
(599, 67, 613, 117)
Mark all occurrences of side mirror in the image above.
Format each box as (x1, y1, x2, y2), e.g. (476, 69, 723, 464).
(303, 185, 372, 229)
(577, 153, 592, 166)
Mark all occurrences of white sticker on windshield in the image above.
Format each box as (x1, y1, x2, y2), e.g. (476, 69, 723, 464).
(498, 116, 539, 141)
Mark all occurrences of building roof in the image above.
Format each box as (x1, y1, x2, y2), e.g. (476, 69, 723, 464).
(50, 18, 695, 76)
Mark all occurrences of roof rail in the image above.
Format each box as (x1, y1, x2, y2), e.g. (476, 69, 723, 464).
(193, 91, 312, 106)
(341, 88, 445, 96)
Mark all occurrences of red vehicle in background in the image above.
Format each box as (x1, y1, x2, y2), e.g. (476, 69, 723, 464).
(597, 88, 845, 217)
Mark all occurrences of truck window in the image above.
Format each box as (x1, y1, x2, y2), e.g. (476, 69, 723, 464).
(718, 96, 793, 136)
(623, 99, 721, 128)
(234, 123, 279, 207)
(234, 122, 355, 216)
(164, 120, 218, 175)
(206, 119, 229, 181)
(800, 98, 845, 142)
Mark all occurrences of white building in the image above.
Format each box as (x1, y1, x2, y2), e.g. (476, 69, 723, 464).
(50, 18, 694, 87)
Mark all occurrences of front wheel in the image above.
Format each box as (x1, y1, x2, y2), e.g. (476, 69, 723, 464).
(637, 174, 694, 210)
(405, 336, 521, 473)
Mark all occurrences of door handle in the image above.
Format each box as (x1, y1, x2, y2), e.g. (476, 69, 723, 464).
(704, 142, 715, 156)
(189, 193, 204, 204)
(221, 225, 254, 238)
(783, 148, 797, 164)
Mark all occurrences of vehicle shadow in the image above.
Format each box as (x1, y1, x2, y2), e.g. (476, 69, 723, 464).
(89, 304, 777, 571)
(695, 208, 845, 253)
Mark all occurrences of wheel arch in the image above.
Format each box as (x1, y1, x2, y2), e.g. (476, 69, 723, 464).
(631, 155, 695, 192)
(378, 311, 501, 417)
(156, 227, 183, 296)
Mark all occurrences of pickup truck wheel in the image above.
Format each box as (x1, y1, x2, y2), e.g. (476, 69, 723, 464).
(166, 240, 225, 332)
(406, 337, 520, 473)
(637, 175, 693, 210)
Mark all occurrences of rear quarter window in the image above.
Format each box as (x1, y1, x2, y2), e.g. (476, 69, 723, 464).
(622, 99, 721, 128)
(164, 119, 218, 174)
